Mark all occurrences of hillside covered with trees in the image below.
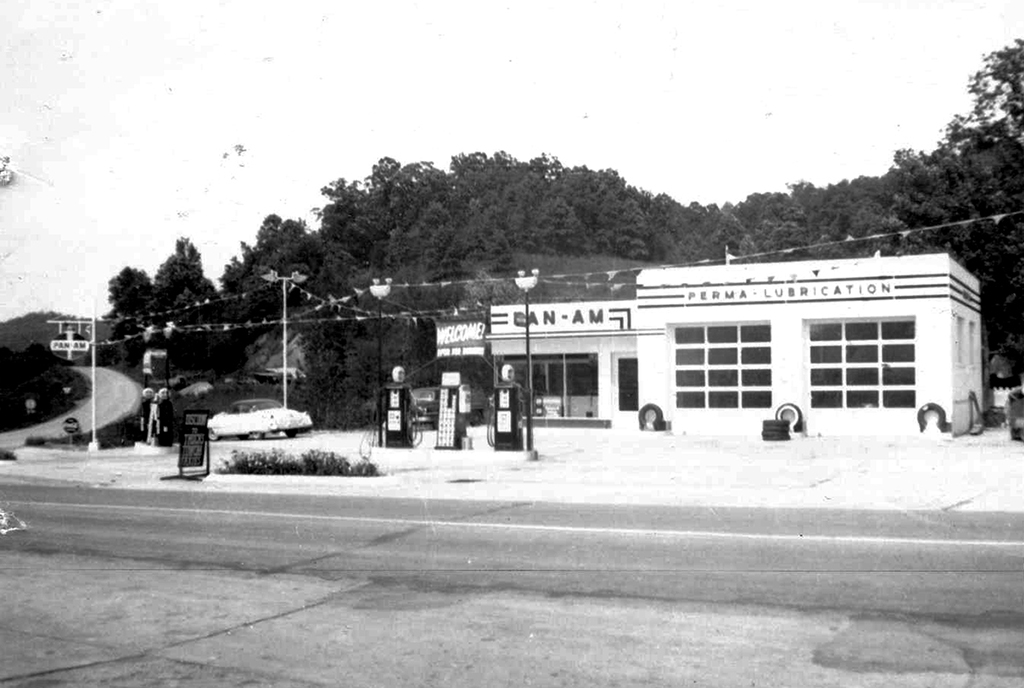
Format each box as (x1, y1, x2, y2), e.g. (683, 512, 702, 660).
(93, 40, 1023, 429)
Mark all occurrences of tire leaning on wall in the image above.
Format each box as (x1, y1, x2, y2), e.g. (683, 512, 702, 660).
(916, 403, 949, 433)
(638, 404, 665, 431)
(774, 403, 804, 433)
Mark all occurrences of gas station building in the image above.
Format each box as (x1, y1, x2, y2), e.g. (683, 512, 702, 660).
(489, 253, 983, 437)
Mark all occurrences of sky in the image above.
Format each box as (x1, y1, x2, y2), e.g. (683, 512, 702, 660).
(1, 0, 1022, 322)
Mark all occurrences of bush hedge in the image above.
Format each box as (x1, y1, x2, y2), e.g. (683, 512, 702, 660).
(216, 448, 379, 477)
(0, 449, 16, 461)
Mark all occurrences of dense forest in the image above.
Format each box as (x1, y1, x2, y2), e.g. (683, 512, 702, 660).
(94, 40, 1024, 428)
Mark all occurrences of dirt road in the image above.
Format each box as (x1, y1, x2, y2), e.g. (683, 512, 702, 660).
(0, 367, 140, 449)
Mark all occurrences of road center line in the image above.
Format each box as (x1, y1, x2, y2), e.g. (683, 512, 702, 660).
(10, 500, 1024, 547)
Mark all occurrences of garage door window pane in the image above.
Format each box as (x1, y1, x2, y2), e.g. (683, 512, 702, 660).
(882, 344, 915, 363)
(811, 390, 842, 407)
(676, 349, 704, 365)
(742, 391, 773, 408)
(882, 367, 915, 385)
(708, 391, 738, 408)
(846, 368, 879, 386)
(708, 326, 738, 343)
(708, 348, 738, 365)
(882, 321, 915, 339)
(811, 368, 842, 386)
(676, 370, 705, 387)
(742, 347, 771, 364)
(811, 346, 841, 363)
(883, 390, 916, 408)
(810, 323, 842, 341)
(708, 370, 738, 387)
(677, 391, 705, 408)
(675, 328, 704, 344)
(742, 369, 772, 386)
(847, 390, 879, 407)
(846, 345, 878, 363)
(846, 322, 878, 340)
(741, 325, 771, 342)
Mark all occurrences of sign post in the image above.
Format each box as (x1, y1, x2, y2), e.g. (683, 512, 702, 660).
(63, 417, 80, 446)
(48, 317, 99, 452)
(175, 410, 211, 479)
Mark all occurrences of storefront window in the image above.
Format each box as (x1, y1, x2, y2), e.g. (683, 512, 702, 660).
(504, 354, 598, 418)
(809, 319, 916, 409)
(674, 323, 772, 409)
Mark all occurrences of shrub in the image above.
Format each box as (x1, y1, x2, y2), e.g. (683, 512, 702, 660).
(216, 448, 379, 477)
(0, 449, 16, 461)
(24, 436, 48, 447)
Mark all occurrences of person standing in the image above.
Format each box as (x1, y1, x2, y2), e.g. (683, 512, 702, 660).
(138, 388, 155, 443)
(155, 388, 176, 447)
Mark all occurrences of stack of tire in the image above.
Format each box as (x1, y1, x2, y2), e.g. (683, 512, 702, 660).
(761, 419, 791, 441)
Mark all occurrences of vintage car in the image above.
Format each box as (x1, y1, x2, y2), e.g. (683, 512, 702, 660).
(1007, 388, 1024, 440)
(411, 387, 439, 428)
(207, 398, 313, 440)
(411, 387, 486, 428)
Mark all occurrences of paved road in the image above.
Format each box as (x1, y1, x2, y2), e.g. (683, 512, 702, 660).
(0, 367, 140, 450)
(2, 485, 1021, 686)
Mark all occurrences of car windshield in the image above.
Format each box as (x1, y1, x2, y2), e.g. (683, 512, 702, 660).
(413, 389, 435, 401)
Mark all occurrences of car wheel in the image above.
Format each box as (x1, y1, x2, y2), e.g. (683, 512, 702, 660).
(208, 430, 220, 441)
(285, 430, 298, 438)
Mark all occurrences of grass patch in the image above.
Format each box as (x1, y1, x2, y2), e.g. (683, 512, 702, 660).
(216, 448, 380, 477)
(22, 414, 140, 450)
(0, 449, 16, 461)
(0, 361, 90, 433)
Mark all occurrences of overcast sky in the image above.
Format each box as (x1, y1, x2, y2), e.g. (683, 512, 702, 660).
(1, 0, 1022, 322)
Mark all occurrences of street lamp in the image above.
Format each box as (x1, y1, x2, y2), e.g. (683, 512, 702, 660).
(514, 269, 539, 457)
(369, 278, 392, 447)
(261, 269, 307, 409)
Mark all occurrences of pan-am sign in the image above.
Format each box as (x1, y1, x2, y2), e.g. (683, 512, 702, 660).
(50, 332, 90, 361)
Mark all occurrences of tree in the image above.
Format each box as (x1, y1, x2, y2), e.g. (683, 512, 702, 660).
(152, 238, 217, 313)
(888, 40, 1024, 358)
(144, 238, 219, 371)
(105, 267, 155, 365)
(107, 267, 154, 320)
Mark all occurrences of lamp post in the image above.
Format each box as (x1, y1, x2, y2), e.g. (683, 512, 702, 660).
(514, 269, 539, 457)
(261, 269, 307, 409)
(369, 278, 392, 447)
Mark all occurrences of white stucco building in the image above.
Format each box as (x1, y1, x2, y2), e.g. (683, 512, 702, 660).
(488, 253, 983, 437)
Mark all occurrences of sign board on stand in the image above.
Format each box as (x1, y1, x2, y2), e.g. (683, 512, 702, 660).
(174, 410, 211, 479)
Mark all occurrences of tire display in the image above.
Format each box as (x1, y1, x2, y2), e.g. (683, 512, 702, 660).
(761, 418, 791, 441)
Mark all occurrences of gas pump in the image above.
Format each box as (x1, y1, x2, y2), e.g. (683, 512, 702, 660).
(493, 364, 525, 451)
(435, 372, 469, 450)
(382, 366, 415, 448)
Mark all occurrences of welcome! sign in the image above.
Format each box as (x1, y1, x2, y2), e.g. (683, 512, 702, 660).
(435, 319, 487, 358)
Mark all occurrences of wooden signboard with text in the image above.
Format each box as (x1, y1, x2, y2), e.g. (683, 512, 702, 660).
(177, 410, 211, 478)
